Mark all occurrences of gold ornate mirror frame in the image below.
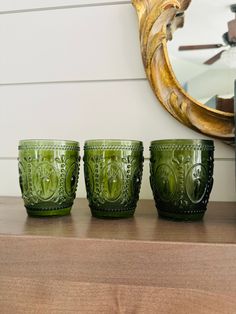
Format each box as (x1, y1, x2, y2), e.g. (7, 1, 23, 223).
(132, 0, 235, 142)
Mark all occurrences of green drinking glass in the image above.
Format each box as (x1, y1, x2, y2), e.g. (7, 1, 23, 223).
(83, 139, 144, 218)
(150, 139, 214, 221)
(18, 139, 80, 217)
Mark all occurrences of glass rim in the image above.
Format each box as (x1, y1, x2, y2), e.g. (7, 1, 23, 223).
(150, 139, 214, 146)
(19, 139, 79, 146)
(84, 139, 143, 145)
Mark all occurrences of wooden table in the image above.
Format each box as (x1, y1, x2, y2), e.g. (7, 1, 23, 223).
(0, 197, 236, 313)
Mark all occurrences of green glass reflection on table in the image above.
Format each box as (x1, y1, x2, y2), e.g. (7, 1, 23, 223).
(83, 139, 144, 218)
(18, 139, 80, 217)
(150, 139, 214, 221)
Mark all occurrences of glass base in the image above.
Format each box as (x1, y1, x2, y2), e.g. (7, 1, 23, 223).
(158, 210, 205, 221)
(91, 208, 135, 219)
(26, 206, 72, 217)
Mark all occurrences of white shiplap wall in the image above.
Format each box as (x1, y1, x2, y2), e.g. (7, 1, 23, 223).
(0, 0, 235, 201)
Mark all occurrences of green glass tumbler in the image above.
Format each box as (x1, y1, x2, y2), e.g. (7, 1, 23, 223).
(18, 139, 80, 217)
(150, 139, 214, 221)
(83, 139, 144, 218)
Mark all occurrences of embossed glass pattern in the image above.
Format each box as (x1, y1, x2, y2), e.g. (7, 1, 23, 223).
(150, 139, 214, 221)
(18, 139, 80, 216)
(83, 139, 144, 218)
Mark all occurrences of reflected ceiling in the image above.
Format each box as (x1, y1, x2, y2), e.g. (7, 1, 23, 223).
(168, 0, 235, 67)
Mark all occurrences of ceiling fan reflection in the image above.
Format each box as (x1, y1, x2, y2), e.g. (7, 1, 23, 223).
(178, 4, 236, 65)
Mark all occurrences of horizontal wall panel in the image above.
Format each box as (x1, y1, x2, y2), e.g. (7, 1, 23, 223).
(210, 159, 235, 202)
(0, 159, 235, 201)
(0, 4, 144, 84)
(0, 81, 234, 158)
(0, 0, 130, 12)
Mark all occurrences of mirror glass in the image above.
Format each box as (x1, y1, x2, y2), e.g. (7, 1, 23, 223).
(167, 0, 236, 114)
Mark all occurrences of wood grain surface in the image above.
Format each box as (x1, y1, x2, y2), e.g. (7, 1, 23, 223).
(0, 197, 235, 243)
(0, 197, 236, 313)
(1, 277, 236, 313)
(1, 236, 236, 313)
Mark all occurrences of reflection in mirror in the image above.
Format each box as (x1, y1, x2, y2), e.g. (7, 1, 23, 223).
(132, 0, 235, 142)
(168, 0, 236, 114)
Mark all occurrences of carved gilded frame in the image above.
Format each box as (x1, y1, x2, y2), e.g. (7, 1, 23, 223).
(132, 0, 235, 142)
